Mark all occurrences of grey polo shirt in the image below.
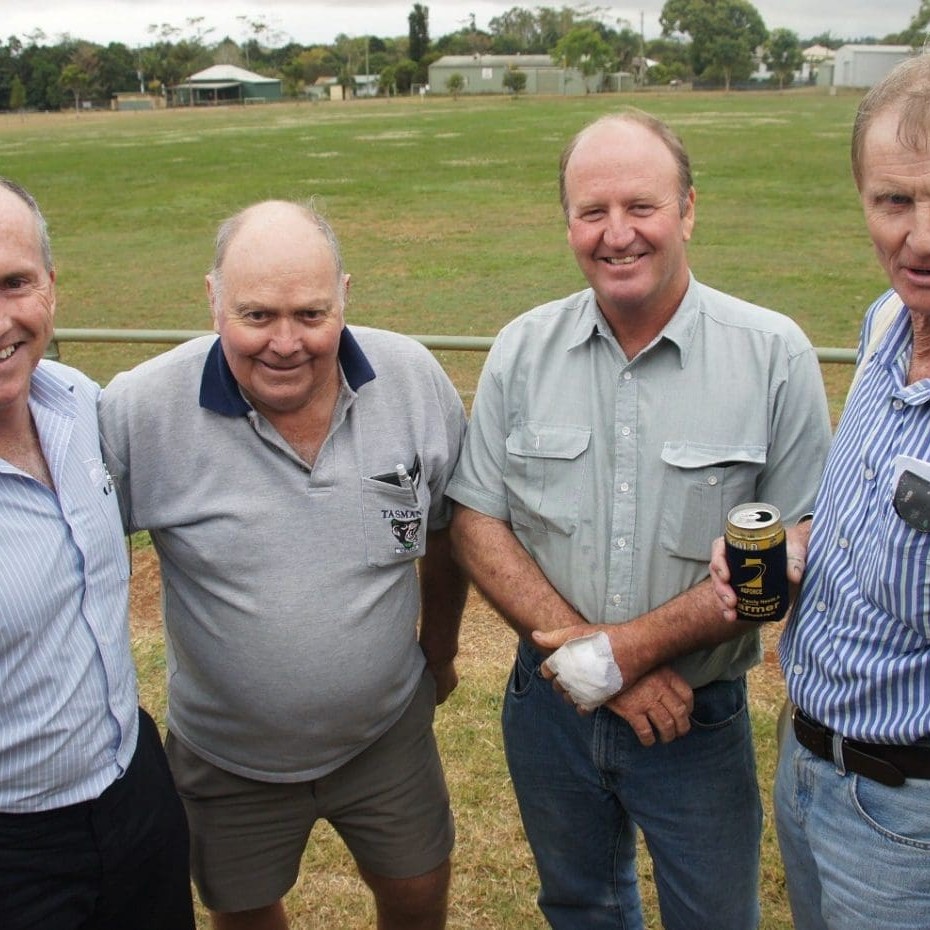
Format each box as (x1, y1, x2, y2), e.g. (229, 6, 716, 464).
(447, 277, 832, 686)
(100, 327, 465, 781)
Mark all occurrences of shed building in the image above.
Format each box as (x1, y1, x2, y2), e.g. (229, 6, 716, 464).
(831, 45, 913, 88)
(172, 65, 282, 106)
(428, 55, 597, 96)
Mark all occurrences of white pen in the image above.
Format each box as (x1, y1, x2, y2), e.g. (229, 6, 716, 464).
(395, 463, 420, 508)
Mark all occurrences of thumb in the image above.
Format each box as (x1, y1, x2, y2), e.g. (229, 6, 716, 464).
(532, 626, 587, 651)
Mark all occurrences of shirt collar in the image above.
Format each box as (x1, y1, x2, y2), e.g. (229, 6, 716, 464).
(568, 274, 698, 366)
(30, 361, 78, 418)
(199, 327, 377, 416)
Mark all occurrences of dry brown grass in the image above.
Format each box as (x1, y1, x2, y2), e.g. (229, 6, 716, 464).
(130, 547, 792, 929)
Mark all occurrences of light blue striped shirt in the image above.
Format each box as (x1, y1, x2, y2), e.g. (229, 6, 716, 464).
(782, 290, 930, 744)
(0, 360, 138, 812)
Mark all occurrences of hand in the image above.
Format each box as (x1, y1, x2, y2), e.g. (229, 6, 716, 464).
(605, 666, 694, 746)
(428, 660, 459, 705)
(536, 625, 617, 711)
(709, 521, 812, 622)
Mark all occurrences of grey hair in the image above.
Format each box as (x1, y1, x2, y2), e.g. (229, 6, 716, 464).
(209, 199, 345, 301)
(851, 52, 930, 189)
(0, 176, 53, 272)
(558, 108, 694, 220)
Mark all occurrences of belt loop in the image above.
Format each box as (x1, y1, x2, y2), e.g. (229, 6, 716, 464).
(831, 732, 846, 776)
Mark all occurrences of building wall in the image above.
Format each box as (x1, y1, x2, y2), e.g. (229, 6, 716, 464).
(428, 62, 591, 96)
(833, 46, 912, 88)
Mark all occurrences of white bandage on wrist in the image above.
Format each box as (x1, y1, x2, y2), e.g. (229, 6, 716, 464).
(544, 632, 624, 711)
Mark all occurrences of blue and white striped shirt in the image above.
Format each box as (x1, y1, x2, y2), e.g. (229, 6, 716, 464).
(0, 361, 138, 812)
(782, 290, 930, 744)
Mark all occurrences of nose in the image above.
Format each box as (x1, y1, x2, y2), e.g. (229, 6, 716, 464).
(603, 209, 635, 249)
(268, 318, 300, 356)
(909, 202, 930, 255)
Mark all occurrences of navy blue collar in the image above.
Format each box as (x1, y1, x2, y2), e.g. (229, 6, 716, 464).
(199, 328, 377, 416)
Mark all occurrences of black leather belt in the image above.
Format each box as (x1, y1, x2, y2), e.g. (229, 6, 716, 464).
(792, 707, 930, 788)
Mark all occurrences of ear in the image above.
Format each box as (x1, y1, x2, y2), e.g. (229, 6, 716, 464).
(205, 274, 220, 332)
(47, 268, 57, 317)
(681, 187, 696, 242)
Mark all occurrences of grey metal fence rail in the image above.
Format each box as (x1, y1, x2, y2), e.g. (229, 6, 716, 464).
(45, 329, 858, 365)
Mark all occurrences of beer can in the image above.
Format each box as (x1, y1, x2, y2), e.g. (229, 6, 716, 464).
(724, 503, 789, 623)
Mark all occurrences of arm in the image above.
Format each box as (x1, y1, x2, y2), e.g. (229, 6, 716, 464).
(534, 577, 761, 692)
(418, 526, 469, 704)
(453, 504, 698, 744)
(450, 504, 588, 641)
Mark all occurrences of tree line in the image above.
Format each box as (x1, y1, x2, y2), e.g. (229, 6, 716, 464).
(3, 0, 930, 111)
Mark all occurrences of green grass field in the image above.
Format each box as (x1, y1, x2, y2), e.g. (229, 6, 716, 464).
(5, 88, 880, 928)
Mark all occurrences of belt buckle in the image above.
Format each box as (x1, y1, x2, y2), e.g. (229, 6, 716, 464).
(842, 744, 906, 788)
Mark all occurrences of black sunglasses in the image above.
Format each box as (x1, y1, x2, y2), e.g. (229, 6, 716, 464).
(893, 468, 930, 532)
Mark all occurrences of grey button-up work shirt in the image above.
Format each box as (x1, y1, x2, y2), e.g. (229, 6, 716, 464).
(447, 277, 831, 686)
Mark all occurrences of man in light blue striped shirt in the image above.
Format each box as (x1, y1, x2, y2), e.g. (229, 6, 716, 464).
(0, 178, 195, 930)
(712, 55, 930, 930)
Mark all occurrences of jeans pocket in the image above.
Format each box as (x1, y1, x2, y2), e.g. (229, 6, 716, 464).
(689, 677, 748, 731)
(852, 774, 930, 848)
(508, 642, 542, 698)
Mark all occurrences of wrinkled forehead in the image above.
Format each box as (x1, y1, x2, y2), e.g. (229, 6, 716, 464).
(0, 188, 47, 270)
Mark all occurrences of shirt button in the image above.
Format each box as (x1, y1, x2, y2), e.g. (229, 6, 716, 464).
(864, 467, 875, 480)
(619, 482, 630, 492)
(611, 594, 622, 606)
(838, 537, 849, 549)
(615, 537, 627, 549)
(621, 426, 632, 437)
(707, 476, 718, 486)
(623, 371, 632, 381)
(793, 664, 803, 676)
(816, 600, 827, 612)
(893, 399, 904, 410)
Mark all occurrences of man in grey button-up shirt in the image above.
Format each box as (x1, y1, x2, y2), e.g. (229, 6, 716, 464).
(447, 111, 831, 930)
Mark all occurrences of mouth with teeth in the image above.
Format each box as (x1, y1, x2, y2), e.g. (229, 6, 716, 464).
(603, 255, 639, 265)
(0, 344, 18, 361)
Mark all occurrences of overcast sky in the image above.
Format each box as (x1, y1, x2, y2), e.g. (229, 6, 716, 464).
(5, 0, 922, 50)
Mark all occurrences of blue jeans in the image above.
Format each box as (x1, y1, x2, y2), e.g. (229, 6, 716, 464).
(502, 642, 761, 930)
(775, 725, 930, 930)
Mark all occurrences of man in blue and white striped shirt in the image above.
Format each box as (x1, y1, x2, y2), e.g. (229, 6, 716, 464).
(713, 54, 930, 930)
(0, 178, 195, 930)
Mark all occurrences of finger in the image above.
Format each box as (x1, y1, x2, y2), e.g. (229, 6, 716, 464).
(532, 626, 585, 651)
(631, 718, 657, 747)
(786, 555, 806, 584)
(540, 659, 555, 681)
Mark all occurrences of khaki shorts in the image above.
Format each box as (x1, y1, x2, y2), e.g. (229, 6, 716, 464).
(165, 672, 455, 913)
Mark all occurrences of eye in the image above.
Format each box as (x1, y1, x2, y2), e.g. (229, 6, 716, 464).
(1, 274, 31, 291)
(242, 309, 271, 322)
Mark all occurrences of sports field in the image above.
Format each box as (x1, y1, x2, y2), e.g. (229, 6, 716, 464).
(4, 87, 877, 928)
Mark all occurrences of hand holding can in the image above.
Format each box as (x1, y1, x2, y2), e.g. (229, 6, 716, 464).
(723, 503, 790, 622)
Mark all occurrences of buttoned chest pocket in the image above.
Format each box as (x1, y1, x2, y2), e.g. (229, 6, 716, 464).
(361, 477, 429, 567)
(504, 424, 591, 536)
(659, 442, 765, 561)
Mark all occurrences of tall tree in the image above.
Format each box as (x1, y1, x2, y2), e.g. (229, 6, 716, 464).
(661, 0, 767, 89)
(551, 26, 614, 92)
(764, 28, 803, 89)
(408, 4, 430, 62)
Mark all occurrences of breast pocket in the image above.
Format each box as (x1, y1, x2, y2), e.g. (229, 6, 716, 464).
(659, 442, 765, 561)
(361, 477, 429, 567)
(504, 423, 591, 536)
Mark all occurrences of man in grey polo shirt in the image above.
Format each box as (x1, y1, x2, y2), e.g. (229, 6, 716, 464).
(99, 201, 468, 930)
(447, 110, 832, 929)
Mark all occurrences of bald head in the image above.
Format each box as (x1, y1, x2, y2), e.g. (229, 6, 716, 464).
(0, 177, 53, 273)
(559, 110, 693, 219)
(209, 201, 345, 305)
